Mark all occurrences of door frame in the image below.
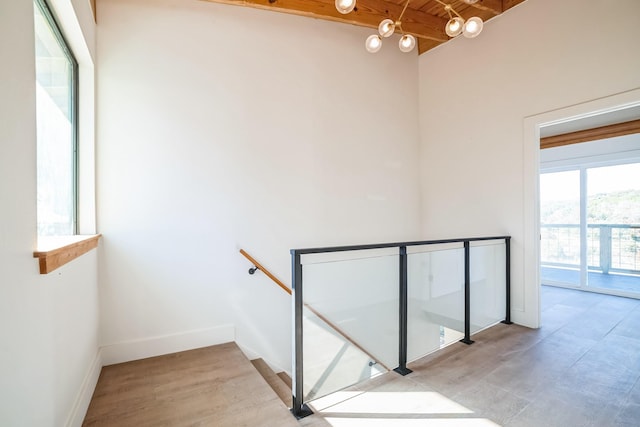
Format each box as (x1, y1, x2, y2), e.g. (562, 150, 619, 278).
(523, 88, 640, 328)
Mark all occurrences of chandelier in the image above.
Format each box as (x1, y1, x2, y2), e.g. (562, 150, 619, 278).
(335, 0, 485, 53)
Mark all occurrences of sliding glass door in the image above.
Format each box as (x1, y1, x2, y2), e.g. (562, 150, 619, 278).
(540, 162, 640, 297)
(540, 170, 581, 287)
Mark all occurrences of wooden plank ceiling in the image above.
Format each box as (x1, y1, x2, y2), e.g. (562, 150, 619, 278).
(201, 0, 527, 54)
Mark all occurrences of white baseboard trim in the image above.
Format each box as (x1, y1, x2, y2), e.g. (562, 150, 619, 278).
(66, 349, 103, 427)
(100, 324, 235, 366)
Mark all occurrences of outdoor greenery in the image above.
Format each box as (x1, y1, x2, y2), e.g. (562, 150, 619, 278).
(541, 190, 640, 271)
(541, 189, 640, 225)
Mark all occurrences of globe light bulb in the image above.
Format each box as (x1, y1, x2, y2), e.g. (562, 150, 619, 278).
(335, 0, 356, 15)
(398, 34, 416, 53)
(378, 19, 395, 38)
(445, 17, 464, 37)
(365, 34, 382, 53)
(463, 17, 483, 38)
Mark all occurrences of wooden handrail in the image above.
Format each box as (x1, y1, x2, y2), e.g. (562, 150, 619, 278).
(239, 248, 390, 371)
(239, 249, 291, 295)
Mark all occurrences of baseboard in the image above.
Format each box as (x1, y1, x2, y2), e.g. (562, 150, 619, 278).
(100, 324, 235, 366)
(66, 349, 103, 427)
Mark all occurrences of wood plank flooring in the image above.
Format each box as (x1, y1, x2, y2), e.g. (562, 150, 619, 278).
(250, 359, 292, 408)
(83, 342, 297, 427)
(84, 286, 640, 426)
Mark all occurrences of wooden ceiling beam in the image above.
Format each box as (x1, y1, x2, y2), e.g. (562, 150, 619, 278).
(540, 119, 640, 150)
(502, 0, 527, 11)
(418, 37, 444, 54)
(467, 0, 503, 16)
(201, 0, 449, 41)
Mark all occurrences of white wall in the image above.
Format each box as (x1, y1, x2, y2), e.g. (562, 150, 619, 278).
(0, 0, 99, 426)
(417, 0, 640, 327)
(96, 0, 422, 371)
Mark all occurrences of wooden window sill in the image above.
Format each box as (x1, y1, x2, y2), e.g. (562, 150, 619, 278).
(33, 234, 102, 274)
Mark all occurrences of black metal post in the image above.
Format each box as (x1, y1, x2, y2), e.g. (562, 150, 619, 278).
(501, 237, 513, 325)
(394, 246, 412, 376)
(290, 251, 313, 419)
(460, 241, 474, 345)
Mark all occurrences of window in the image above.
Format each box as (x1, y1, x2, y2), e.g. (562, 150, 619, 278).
(34, 0, 78, 236)
(540, 161, 640, 297)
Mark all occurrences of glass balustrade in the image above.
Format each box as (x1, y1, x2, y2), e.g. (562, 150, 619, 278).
(290, 236, 511, 418)
(407, 244, 465, 362)
(470, 240, 507, 334)
(300, 249, 398, 401)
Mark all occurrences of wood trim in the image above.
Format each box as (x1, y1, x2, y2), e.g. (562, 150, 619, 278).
(90, 0, 96, 22)
(239, 249, 292, 295)
(201, 0, 449, 42)
(33, 234, 102, 274)
(540, 119, 640, 150)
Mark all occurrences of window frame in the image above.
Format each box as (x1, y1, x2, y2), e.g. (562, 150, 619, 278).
(34, 0, 80, 236)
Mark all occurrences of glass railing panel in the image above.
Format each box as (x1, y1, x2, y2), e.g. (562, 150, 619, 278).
(406, 244, 465, 362)
(302, 305, 386, 401)
(301, 249, 398, 401)
(470, 240, 506, 334)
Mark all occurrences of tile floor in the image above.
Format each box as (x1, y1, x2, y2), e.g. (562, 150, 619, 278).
(299, 286, 640, 427)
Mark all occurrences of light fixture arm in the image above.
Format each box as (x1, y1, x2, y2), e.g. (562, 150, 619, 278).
(436, 0, 484, 39)
(397, 0, 412, 23)
(394, 0, 414, 37)
(434, 0, 463, 19)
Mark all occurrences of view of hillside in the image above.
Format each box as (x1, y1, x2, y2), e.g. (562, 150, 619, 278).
(541, 188, 640, 272)
(541, 189, 640, 225)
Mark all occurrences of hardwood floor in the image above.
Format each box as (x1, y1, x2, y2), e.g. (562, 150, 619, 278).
(83, 343, 298, 426)
(84, 286, 640, 426)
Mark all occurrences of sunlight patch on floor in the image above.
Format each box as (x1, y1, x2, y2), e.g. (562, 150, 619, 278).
(309, 390, 502, 427)
(323, 418, 501, 427)
(314, 391, 474, 415)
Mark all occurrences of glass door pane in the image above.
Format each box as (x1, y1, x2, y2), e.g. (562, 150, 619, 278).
(586, 163, 640, 294)
(540, 170, 581, 287)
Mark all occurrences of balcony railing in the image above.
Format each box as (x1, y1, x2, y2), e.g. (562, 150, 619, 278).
(290, 236, 511, 418)
(541, 224, 640, 274)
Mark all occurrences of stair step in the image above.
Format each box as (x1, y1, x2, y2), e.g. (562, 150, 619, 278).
(83, 343, 298, 426)
(251, 358, 292, 408)
(277, 371, 292, 389)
